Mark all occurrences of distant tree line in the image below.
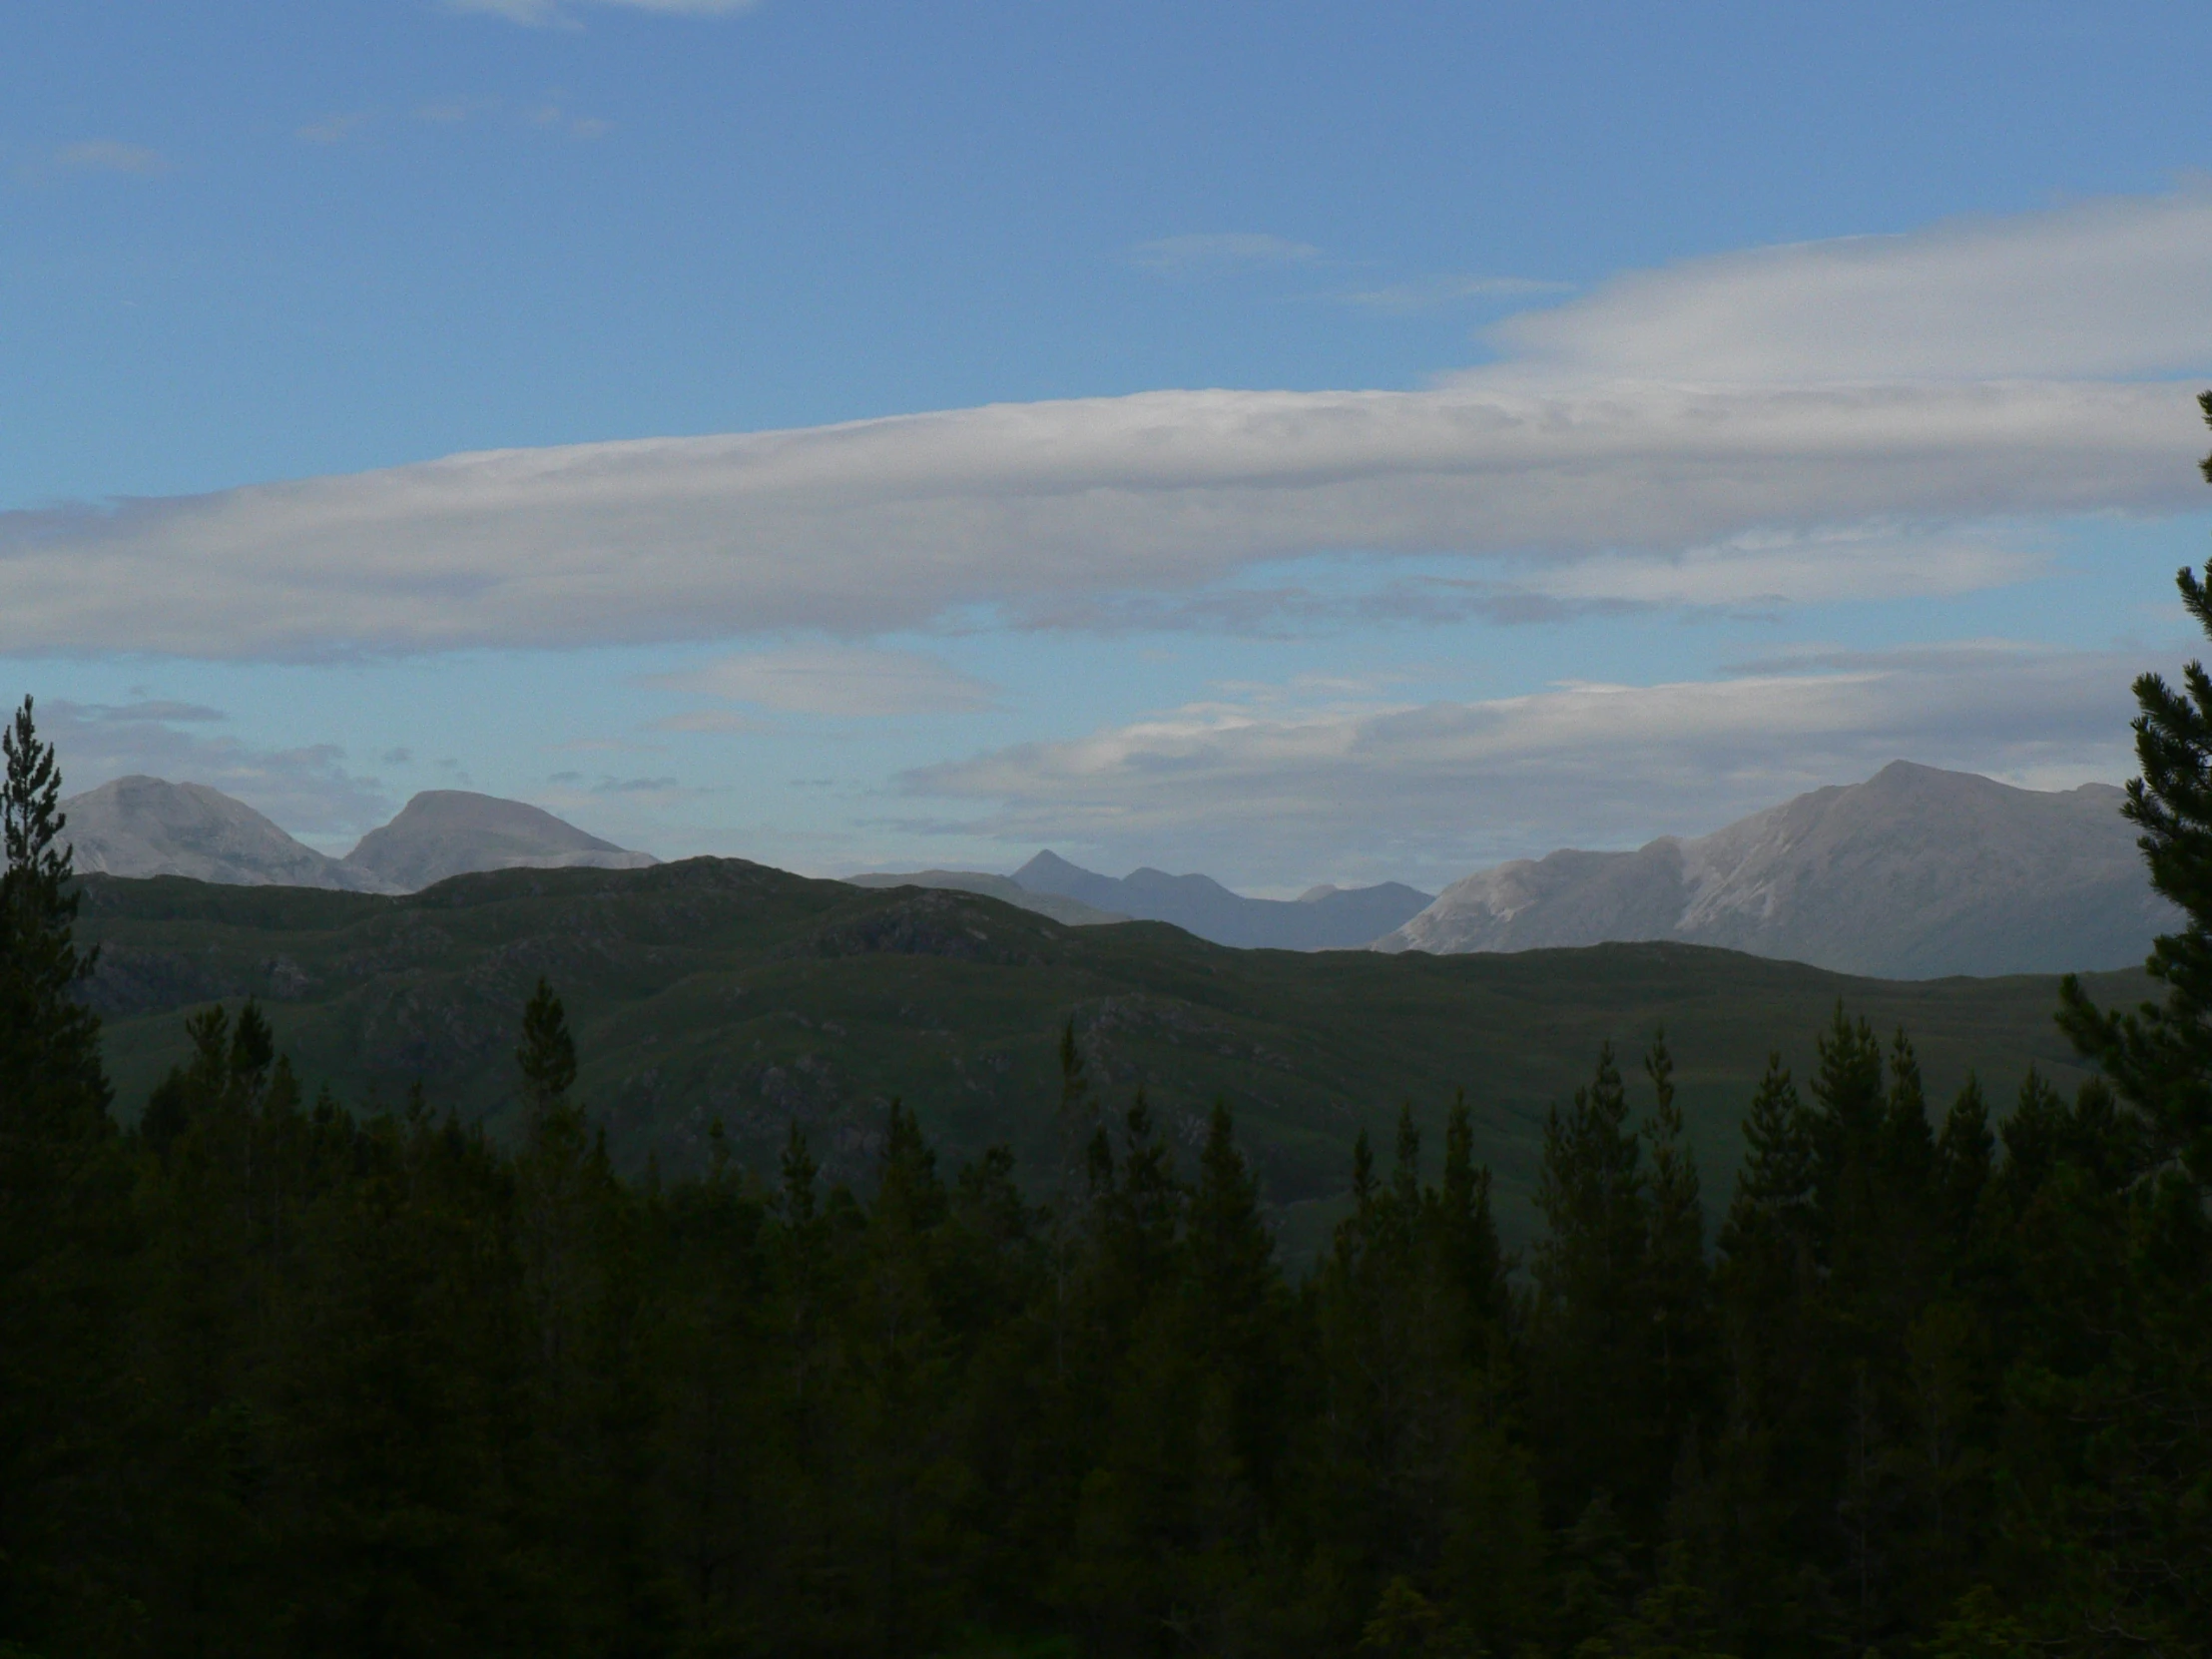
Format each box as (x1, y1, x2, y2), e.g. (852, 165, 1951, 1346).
(3, 548, 2212, 1652)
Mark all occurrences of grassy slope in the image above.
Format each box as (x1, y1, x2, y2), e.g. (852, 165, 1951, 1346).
(78, 857, 2142, 1253)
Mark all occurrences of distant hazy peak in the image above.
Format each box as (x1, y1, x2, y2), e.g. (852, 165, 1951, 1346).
(1009, 849, 1432, 950)
(62, 775, 392, 892)
(341, 790, 656, 891)
(1012, 849, 1099, 886)
(1380, 759, 2171, 978)
(356, 790, 627, 849)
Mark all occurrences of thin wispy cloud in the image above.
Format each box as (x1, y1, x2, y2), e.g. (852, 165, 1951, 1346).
(527, 100, 615, 137)
(1338, 274, 1570, 312)
(53, 140, 171, 177)
(295, 112, 371, 146)
(4, 188, 2209, 660)
(656, 647, 997, 718)
(1128, 233, 1322, 275)
(452, 0, 762, 24)
(652, 709, 776, 735)
(41, 701, 388, 836)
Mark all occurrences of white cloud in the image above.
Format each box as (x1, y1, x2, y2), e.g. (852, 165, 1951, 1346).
(655, 646, 996, 717)
(8, 188, 2212, 661)
(1129, 233, 1322, 274)
(0, 376, 2192, 659)
(898, 643, 2142, 886)
(1490, 186, 2212, 382)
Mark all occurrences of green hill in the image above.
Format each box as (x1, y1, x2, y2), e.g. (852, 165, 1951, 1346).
(77, 856, 2141, 1254)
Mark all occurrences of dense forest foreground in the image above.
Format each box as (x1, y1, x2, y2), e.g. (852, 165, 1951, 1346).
(7, 707, 2212, 1658)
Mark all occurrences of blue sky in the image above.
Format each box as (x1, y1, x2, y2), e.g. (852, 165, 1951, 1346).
(8, 1, 2212, 890)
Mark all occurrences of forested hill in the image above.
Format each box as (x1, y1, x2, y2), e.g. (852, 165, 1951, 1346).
(78, 856, 2131, 1247)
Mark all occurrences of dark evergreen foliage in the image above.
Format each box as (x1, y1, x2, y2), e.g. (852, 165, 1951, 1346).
(0, 941, 2200, 1659)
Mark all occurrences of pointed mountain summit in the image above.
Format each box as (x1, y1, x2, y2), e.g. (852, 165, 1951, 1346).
(341, 790, 657, 891)
(1010, 850, 1129, 913)
(1380, 760, 2178, 977)
(1011, 850, 1430, 948)
(62, 776, 393, 891)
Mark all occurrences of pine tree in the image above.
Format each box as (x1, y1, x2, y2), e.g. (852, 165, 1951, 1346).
(1529, 1041, 1660, 1531)
(1641, 1032, 1717, 1501)
(518, 974, 580, 1118)
(2059, 393, 2212, 1184)
(1437, 1090, 1507, 1346)
(0, 696, 125, 1652)
(1933, 1076, 1993, 1244)
(0, 695, 106, 1116)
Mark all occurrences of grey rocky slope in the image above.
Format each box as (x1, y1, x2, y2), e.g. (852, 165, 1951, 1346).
(1379, 761, 2178, 978)
(844, 869, 1128, 927)
(341, 791, 657, 891)
(1013, 850, 1432, 949)
(62, 777, 394, 891)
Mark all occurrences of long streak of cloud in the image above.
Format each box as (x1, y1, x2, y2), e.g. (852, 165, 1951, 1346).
(8, 189, 2212, 661)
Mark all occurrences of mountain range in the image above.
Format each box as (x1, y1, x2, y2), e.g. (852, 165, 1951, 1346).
(1005, 851, 1434, 948)
(1380, 761, 2175, 978)
(841, 857, 1432, 946)
(64, 777, 654, 894)
(63, 761, 2176, 978)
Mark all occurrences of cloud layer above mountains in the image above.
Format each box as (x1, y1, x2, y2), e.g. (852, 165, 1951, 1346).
(902, 643, 2143, 885)
(7, 189, 2209, 663)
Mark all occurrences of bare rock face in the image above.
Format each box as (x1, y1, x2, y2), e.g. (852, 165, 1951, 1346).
(1379, 761, 2179, 978)
(63, 776, 392, 891)
(340, 791, 657, 892)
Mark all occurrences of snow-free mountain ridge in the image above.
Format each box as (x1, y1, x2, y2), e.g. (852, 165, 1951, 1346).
(341, 791, 656, 890)
(64, 776, 394, 892)
(64, 764, 2170, 976)
(1379, 761, 2176, 978)
(1011, 851, 1434, 949)
(61, 779, 654, 894)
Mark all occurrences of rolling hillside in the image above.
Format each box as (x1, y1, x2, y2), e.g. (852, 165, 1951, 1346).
(77, 858, 2139, 1253)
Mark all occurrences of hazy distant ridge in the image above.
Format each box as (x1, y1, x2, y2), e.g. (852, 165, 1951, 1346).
(341, 791, 656, 890)
(1380, 761, 2176, 977)
(62, 778, 654, 895)
(1012, 850, 1432, 949)
(65, 777, 393, 893)
(843, 868, 1128, 927)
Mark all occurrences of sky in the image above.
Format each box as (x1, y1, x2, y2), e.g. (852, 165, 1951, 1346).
(8, 1, 2212, 893)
